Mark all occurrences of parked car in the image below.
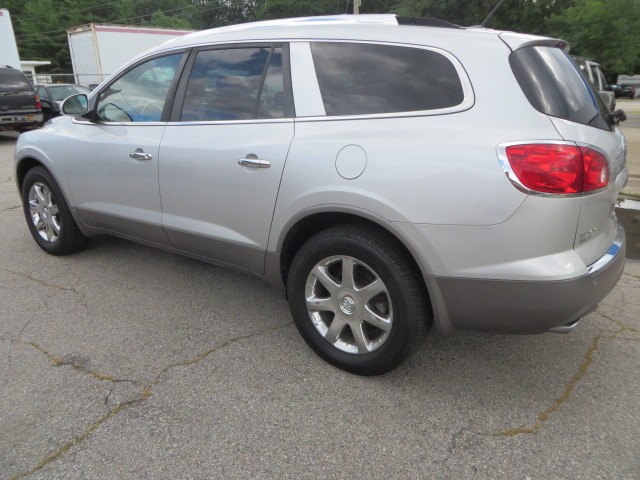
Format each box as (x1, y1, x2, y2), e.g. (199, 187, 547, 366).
(574, 58, 616, 110)
(619, 84, 637, 99)
(34, 84, 91, 122)
(0, 65, 42, 132)
(14, 15, 627, 375)
(610, 84, 637, 99)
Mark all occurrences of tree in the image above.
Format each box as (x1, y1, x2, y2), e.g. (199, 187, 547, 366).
(548, 0, 640, 78)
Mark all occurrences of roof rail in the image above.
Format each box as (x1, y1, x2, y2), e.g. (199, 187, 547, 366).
(396, 17, 462, 29)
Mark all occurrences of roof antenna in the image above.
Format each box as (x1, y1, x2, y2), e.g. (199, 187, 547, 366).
(481, 0, 507, 28)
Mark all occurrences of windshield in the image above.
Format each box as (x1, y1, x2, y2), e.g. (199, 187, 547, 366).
(0, 69, 32, 92)
(48, 85, 90, 101)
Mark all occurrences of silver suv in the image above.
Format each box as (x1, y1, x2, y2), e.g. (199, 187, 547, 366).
(14, 15, 627, 375)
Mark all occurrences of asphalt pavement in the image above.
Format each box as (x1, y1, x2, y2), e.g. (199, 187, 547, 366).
(1, 128, 639, 479)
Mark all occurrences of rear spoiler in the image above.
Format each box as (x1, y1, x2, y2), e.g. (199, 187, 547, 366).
(498, 32, 569, 52)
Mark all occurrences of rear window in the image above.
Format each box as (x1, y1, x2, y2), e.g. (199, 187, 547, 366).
(0, 69, 33, 92)
(310, 42, 464, 116)
(510, 46, 611, 131)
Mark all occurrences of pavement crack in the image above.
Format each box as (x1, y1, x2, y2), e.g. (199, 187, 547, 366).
(494, 332, 603, 437)
(150, 322, 293, 388)
(0, 268, 81, 294)
(595, 310, 639, 334)
(437, 426, 493, 465)
(12, 323, 293, 477)
(8, 398, 145, 480)
(0, 204, 21, 213)
(27, 341, 134, 384)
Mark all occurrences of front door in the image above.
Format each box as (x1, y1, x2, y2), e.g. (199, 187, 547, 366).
(66, 53, 185, 245)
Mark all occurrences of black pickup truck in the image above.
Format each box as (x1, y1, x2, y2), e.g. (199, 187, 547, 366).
(0, 66, 42, 132)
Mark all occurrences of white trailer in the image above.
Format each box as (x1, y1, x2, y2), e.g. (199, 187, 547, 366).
(67, 24, 192, 87)
(0, 9, 21, 69)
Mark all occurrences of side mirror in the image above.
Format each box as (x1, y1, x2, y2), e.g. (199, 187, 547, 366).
(609, 109, 627, 124)
(61, 94, 89, 115)
(40, 98, 53, 108)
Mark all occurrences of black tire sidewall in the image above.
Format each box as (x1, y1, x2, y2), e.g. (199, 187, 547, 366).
(22, 167, 76, 255)
(288, 233, 422, 375)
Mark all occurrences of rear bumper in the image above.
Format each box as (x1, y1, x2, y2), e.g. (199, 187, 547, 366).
(0, 112, 43, 130)
(434, 223, 626, 334)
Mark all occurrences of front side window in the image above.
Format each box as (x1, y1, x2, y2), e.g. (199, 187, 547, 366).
(181, 46, 285, 121)
(36, 86, 49, 100)
(97, 53, 183, 122)
(310, 42, 464, 116)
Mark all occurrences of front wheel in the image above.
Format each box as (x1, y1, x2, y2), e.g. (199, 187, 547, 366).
(22, 166, 88, 255)
(287, 225, 430, 375)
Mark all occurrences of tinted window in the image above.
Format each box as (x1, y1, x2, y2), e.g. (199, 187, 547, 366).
(181, 47, 284, 121)
(257, 49, 285, 119)
(97, 54, 183, 122)
(510, 47, 611, 130)
(310, 42, 464, 116)
(0, 69, 33, 92)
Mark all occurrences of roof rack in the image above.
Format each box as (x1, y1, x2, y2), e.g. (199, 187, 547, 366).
(396, 17, 462, 29)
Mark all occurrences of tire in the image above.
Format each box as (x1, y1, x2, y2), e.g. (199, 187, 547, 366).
(287, 224, 430, 375)
(22, 166, 88, 255)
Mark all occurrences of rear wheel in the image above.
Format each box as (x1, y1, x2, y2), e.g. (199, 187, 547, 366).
(287, 224, 430, 375)
(22, 166, 88, 255)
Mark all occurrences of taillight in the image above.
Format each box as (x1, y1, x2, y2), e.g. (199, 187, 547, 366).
(35, 95, 42, 110)
(503, 143, 609, 194)
(580, 146, 609, 191)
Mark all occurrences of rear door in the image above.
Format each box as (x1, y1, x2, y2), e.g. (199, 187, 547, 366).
(158, 44, 295, 273)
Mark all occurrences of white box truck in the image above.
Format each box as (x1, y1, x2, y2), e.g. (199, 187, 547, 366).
(0, 9, 21, 69)
(67, 24, 192, 87)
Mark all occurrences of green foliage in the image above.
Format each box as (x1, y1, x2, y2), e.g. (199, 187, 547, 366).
(548, 0, 640, 78)
(2, 0, 639, 78)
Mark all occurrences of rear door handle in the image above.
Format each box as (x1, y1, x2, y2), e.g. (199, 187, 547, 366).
(129, 149, 153, 161)
(238, 157, 270, 168)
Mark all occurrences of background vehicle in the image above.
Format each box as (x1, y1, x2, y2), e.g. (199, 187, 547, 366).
(0, 65, 42, 132)
(67, 23, 193, 87)
(574, 58, 615, 110)
(14, 15, 627, 375)
(35, 84, 91, 121)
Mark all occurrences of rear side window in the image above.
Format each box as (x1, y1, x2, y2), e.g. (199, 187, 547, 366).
(510, 46, 611, 130)
(0, 69, 32, 92)
(310, 42, 464, 116)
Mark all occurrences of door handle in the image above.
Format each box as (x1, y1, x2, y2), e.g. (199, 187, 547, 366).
(238, 157, 270, 168)
(129, 149, 153, 161)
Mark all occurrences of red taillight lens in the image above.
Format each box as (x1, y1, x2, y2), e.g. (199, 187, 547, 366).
(35, 95, 42, 110)
(580, 146, 609, 191)
(504, 144, 609, 194)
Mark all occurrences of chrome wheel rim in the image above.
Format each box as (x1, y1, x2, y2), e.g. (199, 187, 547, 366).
(28, 182, 60, 243)
(305, 255, 393, 354)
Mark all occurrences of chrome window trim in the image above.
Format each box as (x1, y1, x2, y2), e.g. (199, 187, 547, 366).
(71, 117, 166, 126)
(496, 140, 611, 198)
(166, 118, 294, 126)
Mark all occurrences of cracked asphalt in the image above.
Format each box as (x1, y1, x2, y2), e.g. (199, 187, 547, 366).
(1, 130, 639, 479)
